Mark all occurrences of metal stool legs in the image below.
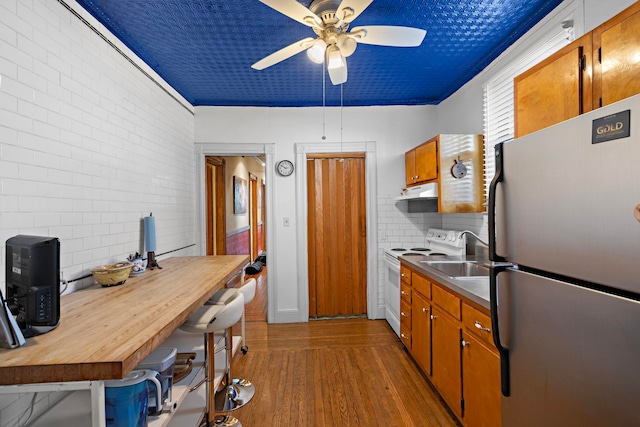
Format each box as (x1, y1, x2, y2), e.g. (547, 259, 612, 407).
(181, 292, 250, 427)
(214, 325, 255, 414)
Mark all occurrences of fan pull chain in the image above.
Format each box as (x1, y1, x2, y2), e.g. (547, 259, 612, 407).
(322, 66, 326, 140)
(340, 83, 344, 149)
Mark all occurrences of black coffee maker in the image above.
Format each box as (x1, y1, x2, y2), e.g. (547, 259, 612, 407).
(5, 235, 60, 338)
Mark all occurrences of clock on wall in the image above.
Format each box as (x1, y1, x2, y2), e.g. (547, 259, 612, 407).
(276, 160, 294, 177)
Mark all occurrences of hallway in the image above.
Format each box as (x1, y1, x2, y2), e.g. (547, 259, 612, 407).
(227, 268, 459, 427)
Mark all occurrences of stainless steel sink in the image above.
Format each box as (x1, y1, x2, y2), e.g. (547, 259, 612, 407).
(420, 261, 490, 279)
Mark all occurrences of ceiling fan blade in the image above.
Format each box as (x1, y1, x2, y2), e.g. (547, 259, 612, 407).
(350, 26, 427, 47)
(335, 0, 374, 26)
(252, 37, 316, 70)
(259, 0, 323, 28)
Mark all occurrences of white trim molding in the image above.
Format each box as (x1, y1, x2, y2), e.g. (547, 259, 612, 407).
(194, 142, 277, 323)
(295, 141, 379, 322)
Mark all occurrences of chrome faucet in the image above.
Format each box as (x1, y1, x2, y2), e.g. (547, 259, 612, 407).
(460, 230, 489, 247)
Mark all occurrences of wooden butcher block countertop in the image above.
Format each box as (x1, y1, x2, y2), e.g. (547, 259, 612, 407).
(0, 255, 249, 386)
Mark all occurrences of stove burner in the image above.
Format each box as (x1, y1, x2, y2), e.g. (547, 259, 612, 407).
(391, 248, 407, 251)
(403, 252, 425, 256)
(410, 247, 430, 252)
(427, 252, 447, 256)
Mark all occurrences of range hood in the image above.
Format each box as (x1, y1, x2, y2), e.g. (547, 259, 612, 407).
(394, 183, 438, 201)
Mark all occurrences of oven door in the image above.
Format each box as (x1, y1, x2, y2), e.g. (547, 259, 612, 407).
(384, 252, 401, 337)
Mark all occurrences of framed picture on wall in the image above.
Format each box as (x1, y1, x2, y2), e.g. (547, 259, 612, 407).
(233, 176, 247, 214)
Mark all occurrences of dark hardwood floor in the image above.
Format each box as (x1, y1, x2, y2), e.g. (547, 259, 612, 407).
(227, 268, 459, 427)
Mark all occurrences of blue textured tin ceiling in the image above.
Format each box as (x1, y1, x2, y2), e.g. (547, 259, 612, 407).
(75, 0, 564, 107)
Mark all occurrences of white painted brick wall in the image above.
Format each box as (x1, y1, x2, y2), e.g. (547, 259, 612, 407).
(0, 0, 196, 424)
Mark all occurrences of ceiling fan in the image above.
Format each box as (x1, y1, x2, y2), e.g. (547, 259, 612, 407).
(251, 0, 427, 85)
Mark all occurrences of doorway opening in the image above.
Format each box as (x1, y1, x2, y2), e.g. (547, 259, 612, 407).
(205, 155, 266, 283)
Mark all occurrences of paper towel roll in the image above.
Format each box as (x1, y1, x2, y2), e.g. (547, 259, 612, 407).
(144, 216, 156, 253)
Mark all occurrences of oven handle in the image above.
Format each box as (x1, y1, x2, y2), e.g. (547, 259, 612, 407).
(383, 253, 401, 270)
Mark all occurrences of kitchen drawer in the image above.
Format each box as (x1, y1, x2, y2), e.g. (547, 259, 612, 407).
(400, 299, 412, 329)
(400, 324, 411, 348)
(432, 283, 461, 320)
(400, 282, 412, 304)
(462, 303, 495, 351)
(400, 265, 412, 285)
(412, 273, 431, 299)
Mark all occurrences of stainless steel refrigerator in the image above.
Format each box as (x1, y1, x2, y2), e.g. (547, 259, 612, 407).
(488, 93, 640, 427)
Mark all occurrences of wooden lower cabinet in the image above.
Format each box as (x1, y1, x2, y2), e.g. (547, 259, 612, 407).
(431, 306, 463, 419)
(462, 331, 502, 427)
(411, 290, 431, 375)
(399, 263, 502, 427)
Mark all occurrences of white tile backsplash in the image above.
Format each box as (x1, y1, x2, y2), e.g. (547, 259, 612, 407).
(377, 193, 442, 249)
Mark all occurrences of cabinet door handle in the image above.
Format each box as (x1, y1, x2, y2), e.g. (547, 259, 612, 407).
(401, 333, 409, 340)
(422, 308, 429, 313)
(401, 311, 409, 318)
(430, 314, 437, 320)
(401, 290, 408, 296)
(474, 321, 491, 332)
(401, 273, 408, 278)
(461, 340, 470, 347)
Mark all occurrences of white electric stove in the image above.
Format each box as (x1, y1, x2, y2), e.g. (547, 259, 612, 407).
(384, 228, 467, 260)
(383, 229, 467, 337)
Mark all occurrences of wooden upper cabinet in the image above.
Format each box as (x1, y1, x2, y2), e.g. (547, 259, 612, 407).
(437, 134, 485, 214)
(514, 32, 592, 138)
(415, 140, 438, 184)
(595, 2, 640, 107)
(405, 148, 417, 186)
(405, 139, 437, 186)
(404, 134, 485, 213)
(515, 2, 640, 137)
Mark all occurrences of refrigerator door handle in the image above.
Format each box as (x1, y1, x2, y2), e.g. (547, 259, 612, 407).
(490, 264, 510, 396)
(488, 142, 506, 262)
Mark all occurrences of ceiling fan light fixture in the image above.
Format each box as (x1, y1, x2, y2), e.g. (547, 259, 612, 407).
(306, 39, 327, 63)
(326, 46, 345, 69)
(326, 46, 347, 85)
(337, 34, 357, 57)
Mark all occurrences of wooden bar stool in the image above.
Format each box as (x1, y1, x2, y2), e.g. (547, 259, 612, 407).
(180, 290, 250, 426)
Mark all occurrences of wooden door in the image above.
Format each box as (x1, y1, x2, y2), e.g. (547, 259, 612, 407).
(599, 7, 640, 106)
(249, 173, 258, 261)
(431, 307, 462, 418)
(462, 331, 502, 427)
(307, 154, 367, 318)
(205, 157, 226, 255)
(259, 179, 266, 254)
(411, 291, 431, 375)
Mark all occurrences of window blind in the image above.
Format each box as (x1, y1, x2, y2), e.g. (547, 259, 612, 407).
(483, 25, 574, 200)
